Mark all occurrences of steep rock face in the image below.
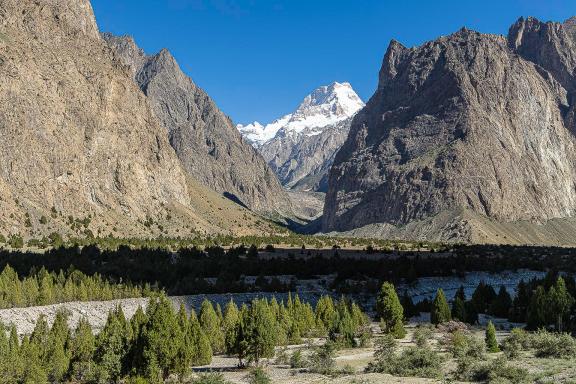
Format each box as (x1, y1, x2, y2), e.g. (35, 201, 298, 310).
(323, 24, 576, 241)
(260, 118, 352, 191)
(239, 82, 364, 192)
(0, 0, 276, 238)
(103, 35, 292, 216)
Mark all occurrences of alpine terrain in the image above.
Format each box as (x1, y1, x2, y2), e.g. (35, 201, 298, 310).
(102, 34, 292, 217)
(0, 0, 281, 238)
(238, 82, 364, 192)
(324, 16, 576, 245)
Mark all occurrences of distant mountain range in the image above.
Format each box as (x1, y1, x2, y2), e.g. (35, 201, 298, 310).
(238, 82, 364, 191)
(3, 0, 576, 245)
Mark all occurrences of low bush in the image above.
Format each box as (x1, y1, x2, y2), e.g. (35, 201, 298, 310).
(458, 356, 529, 383)
(450, 330, 485, 359)
(529, 330, 576, 358)
(289, 349, 305, 369)
(413, 324, 434, 347)
(191, 373, 231, 384)
(366, 335, 443, 379)
(501, 328, 528, 359)
(247, 367, 271, 384)
(306, 343, 336, 375)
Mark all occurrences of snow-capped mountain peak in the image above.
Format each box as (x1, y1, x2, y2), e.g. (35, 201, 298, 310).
(237, 81, 364, 147)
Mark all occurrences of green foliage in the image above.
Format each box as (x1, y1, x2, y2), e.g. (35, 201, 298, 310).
(450, 330, 485, 360)
(289, 349, 305, 368)
(0, 264, 148, 309)
(501, 328, 527, 359)
(375, 282, 405, 338)
(243, 299, 277, 365)
(247, 367, 272, 384)
(458, 356, 529, 383)
(200, 299, 225, 354)
(547, 277, 574, 332)
(191, 372, 231, 384)
(431, 288, 451, 325)
(485, 321, 499, 353)
(529, 329, 576, 358)
(413, 325, 433, 348)
(367, 334, 443, 379)
(8, 234, 23, 249)
(306, 342, 336, 375)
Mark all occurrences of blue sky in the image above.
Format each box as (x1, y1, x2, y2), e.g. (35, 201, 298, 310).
(92, 0, 576, 124)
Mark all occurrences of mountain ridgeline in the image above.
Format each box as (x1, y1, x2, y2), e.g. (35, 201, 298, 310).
(0, 0, 285, 238)
(324, 16, 576, 244)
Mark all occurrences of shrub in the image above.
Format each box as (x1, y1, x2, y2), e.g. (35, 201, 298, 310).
(306, 343, 336, 375)
(450, 330, 485, 360)
(191, 373, 231, 384)
(367, 335, 443, 379)
(289, 349, 305, 369)
(413, 325, 434, 347)
(529, 330, 576, 358)
(247, 367, 271, 384)
(459, 356, 529, 383)
(501, 328, 528, 359)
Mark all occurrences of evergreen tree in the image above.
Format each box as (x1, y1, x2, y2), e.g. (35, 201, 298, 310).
(189, 309, 212, 366)
(46, 308, 71, 383)
(548, 277, 574, 332)
(431, 288, 451, 325)
(94, 306, 130, 382)
(69, 317, 96, 381)
(314, 295, 337, 335)
(485, 321, 499, 352)
(489, 286, 512, 318)
(375, 282, 405, 338)
(464, 300, 479, 324)
(527, 286, 548, 330)
(452, 296, 466, 322)
(174, 303, 192, 379)
(140, 296, 183, 381)
(199, 299, 225, 354)
(400, 291, 419, 319)
(244, 299, 276, 365)
(223, 299, 240, 355)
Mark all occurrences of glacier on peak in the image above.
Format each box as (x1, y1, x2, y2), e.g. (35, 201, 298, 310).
(237, 81, 364, 147)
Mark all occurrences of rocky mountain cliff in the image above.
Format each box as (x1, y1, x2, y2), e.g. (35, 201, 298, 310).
(239, 82, 364, 192)
(323, 17, 576, 244)
(0, 0, 280, 238)
(102, 34, 292, 217)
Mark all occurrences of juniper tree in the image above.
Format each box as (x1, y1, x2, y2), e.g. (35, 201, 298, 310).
(243, 299, 277, 366)
(431, 288, 451, 325)
(315, 295, 337, 334)
(452, 296, 466, 322)
(527, 286, 548, 330)
(140, 296, 183, 381)
(375, 282, 406, 338)
(69, 317, 96, 381)
(547, 277, 574, 332)
(199, 299, 225, 354)
(94, 306, 131, 382)
(485, 321, 499, 352)
(189, 309, 212, 366)
(223, 299, 240, 355)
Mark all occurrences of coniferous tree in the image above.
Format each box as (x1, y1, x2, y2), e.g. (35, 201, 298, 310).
(431, 288, 451, 325)
(485, 321, 499, 352)
(189, 309, 212, 366)
(243, 299, 276, 366)
(69, 317, 96, 381)
(46, 309, 71, 383)
(489, 286, 512, 318)
(375, 282, 405, 338)
(223, 299, 240, 355)
(527, 286, 548, 330)
(94, 306, 130, 382)
(140, 296, 183, 382)
(548, 277, 574, 332)
(452, 296, 467, 322)
(315, 295, 337, 335)
(199, 299, 225, 354)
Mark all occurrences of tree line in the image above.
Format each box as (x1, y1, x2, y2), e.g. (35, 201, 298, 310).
(0, 294, 369, 383)
(376, 272, 576, 339)
(0, 243, 572, 298)
(0, 265, 150, 309)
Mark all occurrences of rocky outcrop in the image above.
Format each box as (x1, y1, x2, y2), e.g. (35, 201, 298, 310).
(0, 0, 278, 238)
(323, 19, 576, 244)
(260, 118, 352, 192)
(103, 34, 292, 216)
